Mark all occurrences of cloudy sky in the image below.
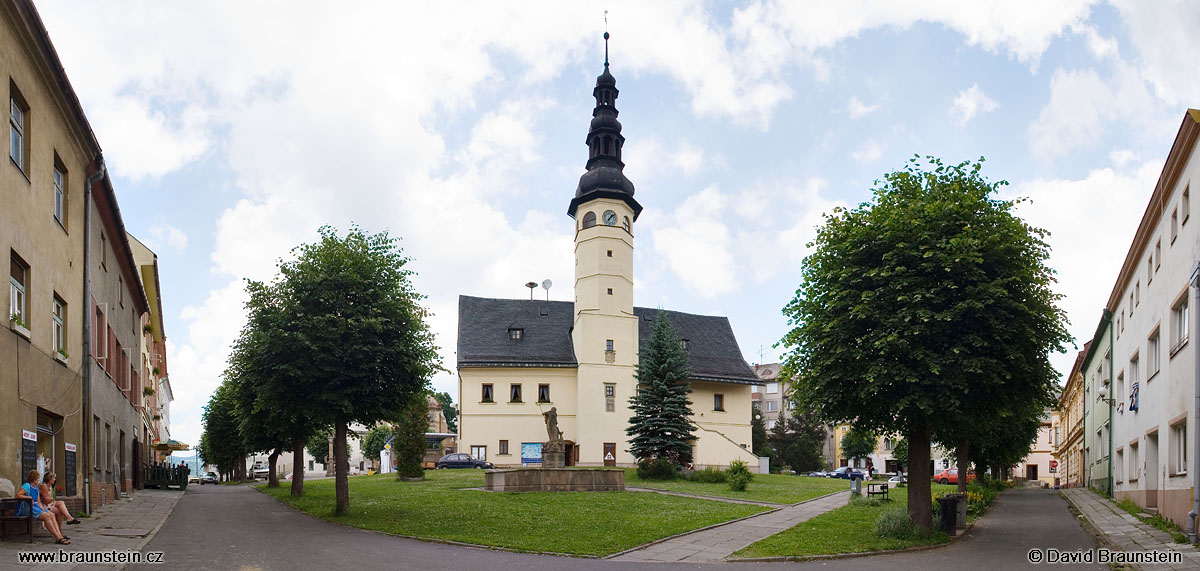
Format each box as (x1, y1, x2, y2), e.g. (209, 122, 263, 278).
(34, 1, 1200, 448)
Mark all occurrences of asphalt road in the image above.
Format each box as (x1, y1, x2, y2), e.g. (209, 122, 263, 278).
(137, 484, 1101, 570)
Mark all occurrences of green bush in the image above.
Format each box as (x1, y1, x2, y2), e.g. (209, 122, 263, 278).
(727, 459, 753, 491)
(686, 468, 728, 483)
(875, 506, 917, 540)
(637, 458, 679, 480)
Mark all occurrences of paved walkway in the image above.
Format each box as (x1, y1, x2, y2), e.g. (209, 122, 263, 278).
(1062, 488, 1200, 570)
(0, 488, 183, 571)
(608, 490, 849, 562)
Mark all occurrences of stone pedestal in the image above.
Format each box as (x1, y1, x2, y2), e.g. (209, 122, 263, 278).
(484, 469, 625, 492)
(543, 441, 565, 469)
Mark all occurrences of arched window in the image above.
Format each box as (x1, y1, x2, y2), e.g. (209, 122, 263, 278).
(582, 212, 597, 229)
(603, 137, 611, 155)
(622, 217, 630, 233)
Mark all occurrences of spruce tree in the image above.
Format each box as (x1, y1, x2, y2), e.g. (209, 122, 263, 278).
(626, 311, 696, 465)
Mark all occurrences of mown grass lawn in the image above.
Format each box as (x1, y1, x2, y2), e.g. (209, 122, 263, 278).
(623, 469, 851, 504)
(733, 484, 957, 559)
(260, 470, 767, 557)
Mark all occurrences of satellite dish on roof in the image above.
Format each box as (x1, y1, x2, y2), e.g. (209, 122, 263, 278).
(542, 279, 552, 301)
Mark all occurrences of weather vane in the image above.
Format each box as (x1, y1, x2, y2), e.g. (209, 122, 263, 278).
(604, 10, 610, 66)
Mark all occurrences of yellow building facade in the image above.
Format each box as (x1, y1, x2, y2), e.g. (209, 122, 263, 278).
(457, 52, 758, 469)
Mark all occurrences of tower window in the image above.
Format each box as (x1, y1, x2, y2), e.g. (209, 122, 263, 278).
(607, 288, 613, 295)
(509, 328, 523, 341)
(606, 250, 612, 257)
(582, 212, 596, 229)
(623, 217, 630, 233)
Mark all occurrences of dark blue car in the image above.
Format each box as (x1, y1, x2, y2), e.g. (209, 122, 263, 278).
(435, 453, 494, 469)
(829, 466, 865, 480)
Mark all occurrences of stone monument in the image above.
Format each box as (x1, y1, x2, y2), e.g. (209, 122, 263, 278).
(542, 406, 566, 469)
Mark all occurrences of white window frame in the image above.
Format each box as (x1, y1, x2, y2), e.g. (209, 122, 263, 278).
(9, 96, 24, 170)
(51, 297, 64, 353)
(765, 419, 776, 430)
(766, 382, 779, 394)
(53, 165, 65, 225)
(1148, 328, 1161, 378)
(765, 400, 779, 412)
(1173, 421, 1188, 475)
(1171, 292, 1189, 353)
(10, 254, 27, 324)
(470, 445, 487, 461)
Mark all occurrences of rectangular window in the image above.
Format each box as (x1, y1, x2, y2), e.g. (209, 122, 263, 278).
(499, 440, 509, 455)
(1128, 443, 1139, 482)
(714, 394, 725, 412)
(1148, 329, 1161, 377)
(9, 87, 27, 171)
(53, 162, 67, 226)
(1148, 255, 1154, 283)
(1129, 292, 1134, 315)
(508, 328, 522, 340)
(52, 295, 65, 354)
(1116, 448, 1124, 482)
(509, 383, 522, 403)
(766, 400, 779, 412)
(1172, 421, 1188, 475)
(765, 419, 776, 430)
(1116, 372, 1124, 413)
(1129, 354, 1139, 387)
(605, 339, 614, 352)
(481, 383, 494, 403)
(766, 382, 779, 394)
(470, 445, 486, 461)
(538, 384, 550, 402)
(604, 384, 615, 398)
(100, 232, 107, 271)
(606, 288, 612, 295)
(1172, 293, 1189, 352)
(1156, 240, 1162, 270)
(9, 252, 28, 326)
(1185, 184, 1191, 225)
(1135, 281, 1140, 307)
(605, 383, 615, 412)
(1171, 208, 1179, 243)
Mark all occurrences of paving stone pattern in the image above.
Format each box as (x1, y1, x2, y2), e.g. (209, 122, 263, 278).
(1062, 488, 1200, 570)
(0, 489, 182, 571)
(609, 490, 850, 562)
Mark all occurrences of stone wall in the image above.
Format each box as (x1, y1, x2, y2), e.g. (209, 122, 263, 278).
(484, 468, 624, 492)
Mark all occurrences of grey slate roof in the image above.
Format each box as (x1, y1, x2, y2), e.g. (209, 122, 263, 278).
(457, 295, 759, 385)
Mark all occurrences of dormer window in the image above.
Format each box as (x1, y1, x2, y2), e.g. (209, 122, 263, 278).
(582, 212, 597, 229)
(680, 339, 690, 351)
(509, 328, 523, 341)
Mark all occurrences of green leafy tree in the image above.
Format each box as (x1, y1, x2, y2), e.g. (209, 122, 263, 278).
(200, 380, 248, 481)
(768, 411, 826, 473)
(779, 156, 1070, 532)
(751, 405, 769, 456)
(840, 427, 877, 468)
(627, 311, 696, 465)
(305, 428, 332, 466)
(433, 391, 458, 433)
(262, 225, 441, 514)
(394, 392, 431, 479)
(361, 425, 393, 468)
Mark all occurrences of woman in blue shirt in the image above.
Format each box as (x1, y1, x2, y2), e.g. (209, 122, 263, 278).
(15, 470, 69, 544)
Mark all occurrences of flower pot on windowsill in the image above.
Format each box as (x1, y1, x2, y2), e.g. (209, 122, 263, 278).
(9, 317, 30, 340)
(54, 350, 68, 364)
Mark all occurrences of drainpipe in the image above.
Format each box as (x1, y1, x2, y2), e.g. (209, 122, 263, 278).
(1189, 262, 1200, 543)
(81, 157, 106, 515)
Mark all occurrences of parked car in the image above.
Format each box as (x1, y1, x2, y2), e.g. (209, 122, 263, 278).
(435, 453, 494, 469)
(933, 468, 976, 485)
(200, 472, 218, 485)
(829, 466, 865, 479)
(806, 470, 831, 477)
(251, 462, 270, 480)
(887, 475, 907, 484)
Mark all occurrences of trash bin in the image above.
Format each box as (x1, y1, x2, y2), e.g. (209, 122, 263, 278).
(937, 495, 959, 535)
(850, 475, 862, 495)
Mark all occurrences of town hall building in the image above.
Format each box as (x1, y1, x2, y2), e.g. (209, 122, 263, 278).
(456, 40, 761, 469)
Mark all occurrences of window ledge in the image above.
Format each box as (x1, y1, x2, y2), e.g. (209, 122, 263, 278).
(1170, 471, 1188, 478)
(1170, 338, 1189, 359)
(479, 401, 496, 404)
(10, 157, 30, 183)
(54, 352, 68, 365)
(536, 400, 552, 404)
(10, 321, 30, 340)
(1147, 370, 1159, 383)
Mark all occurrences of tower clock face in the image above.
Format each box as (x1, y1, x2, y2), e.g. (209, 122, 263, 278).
(603, 210, 618, 225)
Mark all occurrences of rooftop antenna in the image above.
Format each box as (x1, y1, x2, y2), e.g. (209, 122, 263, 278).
(525, 282, 538, 300)
(541, 279, 553, 301)
(603, 10, 610, 68)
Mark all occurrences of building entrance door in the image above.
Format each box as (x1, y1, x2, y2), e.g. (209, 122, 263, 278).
(1146, 432, 1159, 509)
(564, 443, 575, 467)
(1026, 464, 1038, 481)
(603, 443, 616, 467)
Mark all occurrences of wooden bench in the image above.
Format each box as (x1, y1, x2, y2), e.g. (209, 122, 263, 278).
(0, 498, 34, 543)
(867, 483, 889, 500)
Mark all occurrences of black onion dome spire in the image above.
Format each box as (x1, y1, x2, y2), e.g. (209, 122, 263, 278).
(568, 31, 643, 221)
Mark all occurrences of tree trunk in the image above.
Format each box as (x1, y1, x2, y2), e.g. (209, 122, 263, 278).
(290, 435, 305, 497)
(267, 448, 281, 488)
(956, 438, 969, 494)
(335, 421, 349, 515)
(907, 424, 933, 533)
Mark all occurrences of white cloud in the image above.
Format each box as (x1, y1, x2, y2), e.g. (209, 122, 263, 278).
(846, 96, 880, 119)
(1110, 0, 1200, 107)
(146, 222, 188, 253)
(950, 84, 998, 126)
(1004, 160, 1160, 380)
(851, 140, 884, 164)
(1109, 149, 1137, 168)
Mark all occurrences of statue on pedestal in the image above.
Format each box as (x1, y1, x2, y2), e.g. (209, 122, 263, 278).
(542, 407, 566, 466)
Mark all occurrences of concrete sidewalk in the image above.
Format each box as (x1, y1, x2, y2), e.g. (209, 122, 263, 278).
(608, 490, 849, 563)
(1062, 487, 1200, 570)
(0, 488, 183, 571)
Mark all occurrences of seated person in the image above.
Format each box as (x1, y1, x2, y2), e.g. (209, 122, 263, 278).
(39, 472, 80, 526)
(15, 470, 69, 544)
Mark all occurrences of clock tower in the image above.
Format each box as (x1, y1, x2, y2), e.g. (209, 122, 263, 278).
(569, 33, 642, 464)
